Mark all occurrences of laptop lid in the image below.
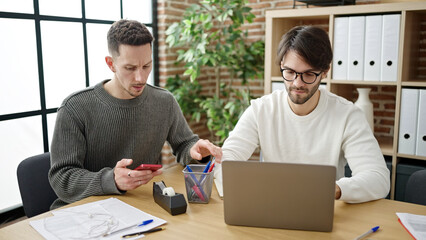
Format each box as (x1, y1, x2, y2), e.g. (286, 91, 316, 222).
(222, 161, 336, 232)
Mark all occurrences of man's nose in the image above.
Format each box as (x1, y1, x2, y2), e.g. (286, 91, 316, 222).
(292, 73, 305, 87)
(135, 69, 144, 82)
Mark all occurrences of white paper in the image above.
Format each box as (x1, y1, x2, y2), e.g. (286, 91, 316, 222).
(30, 198, 166, 240)
(214, 178, 223, 198)
(396, 212, 426, 240)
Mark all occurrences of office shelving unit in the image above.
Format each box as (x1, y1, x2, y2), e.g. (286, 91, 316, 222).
(264, 2, 426, 199)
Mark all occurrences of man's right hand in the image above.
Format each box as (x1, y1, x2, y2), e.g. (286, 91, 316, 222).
(114, 158, 162, 191)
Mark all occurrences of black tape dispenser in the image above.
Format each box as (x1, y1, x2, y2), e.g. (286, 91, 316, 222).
(153, 181, 187, 215)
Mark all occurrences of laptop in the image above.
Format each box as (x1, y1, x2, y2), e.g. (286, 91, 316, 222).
(222, 161, 336, 232)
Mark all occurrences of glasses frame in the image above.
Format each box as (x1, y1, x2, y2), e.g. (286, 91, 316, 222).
(280, 68, 322, 84)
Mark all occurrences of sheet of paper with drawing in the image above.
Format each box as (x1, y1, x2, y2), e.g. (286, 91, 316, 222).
(29, 198, 166, 240)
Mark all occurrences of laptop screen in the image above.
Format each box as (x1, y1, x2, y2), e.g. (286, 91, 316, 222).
(222, 161, 336, 232)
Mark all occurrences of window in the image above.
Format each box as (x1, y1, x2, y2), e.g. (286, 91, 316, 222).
(0, 0, 158, 213)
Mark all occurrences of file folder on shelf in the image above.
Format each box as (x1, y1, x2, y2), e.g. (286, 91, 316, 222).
(416, 89, 426, 157)
(398, 88, 419, 155)
(347, 16, 365, 81)
(381, 14, 400, 82)
(364, 15, 382, 81)
(332, 17, 349, 80)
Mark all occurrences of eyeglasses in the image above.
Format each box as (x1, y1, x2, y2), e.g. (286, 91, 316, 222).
(280, 68, 322, 84)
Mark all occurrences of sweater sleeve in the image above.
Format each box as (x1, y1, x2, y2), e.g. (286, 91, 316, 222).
(48, 106, 122, 206)
(337, 107, 390, 203)
(166, 96, 199, 166)
(213, 106, 260, 182)
(222, 105, 260, 161)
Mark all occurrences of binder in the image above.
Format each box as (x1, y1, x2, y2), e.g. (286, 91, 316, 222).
(364, 15, 382, 81)
(398, 88, 419, 155)
(347, 16, 365, 81)
(381, 14, 401, 82)
(416, 89, 426, 156)
(332, 17, 349, 80)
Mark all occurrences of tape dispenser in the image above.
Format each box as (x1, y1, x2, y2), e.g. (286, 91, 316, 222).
(153, 181, 187, 215)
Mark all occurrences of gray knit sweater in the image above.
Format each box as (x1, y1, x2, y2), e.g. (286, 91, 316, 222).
(48, 80, 199, 209)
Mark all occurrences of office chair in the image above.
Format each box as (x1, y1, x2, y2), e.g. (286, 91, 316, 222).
(404, 169, 426, 205)
(17, 152, 58, 218)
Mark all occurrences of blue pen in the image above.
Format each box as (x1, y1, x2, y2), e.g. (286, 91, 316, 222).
(354, 226, 379, 240)
(186, 165, 201, 185)
(203, 161, 211, 173)
(199, 161, 211, 182)
(138, 219, 153, 226)
(185, 165, 207, 199)
(185, 174, 206, 201)
(103, 219, 154, 237)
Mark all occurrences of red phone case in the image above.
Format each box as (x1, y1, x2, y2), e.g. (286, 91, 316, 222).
(134, 164, 162, 171)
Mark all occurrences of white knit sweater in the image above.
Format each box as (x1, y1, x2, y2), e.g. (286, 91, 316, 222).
(216, 88, 390, 203)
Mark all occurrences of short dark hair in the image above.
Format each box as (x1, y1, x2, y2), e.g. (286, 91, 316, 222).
(107, 19, 154, 57)
(276, 26, 332, 71)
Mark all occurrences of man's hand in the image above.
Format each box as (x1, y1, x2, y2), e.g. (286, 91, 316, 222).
(190, 139, 222, 163)
(335, 184, 341, 200)
(114, 159, 162, 191)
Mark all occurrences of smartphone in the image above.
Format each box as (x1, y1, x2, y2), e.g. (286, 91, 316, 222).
(134, 164, 162, 171)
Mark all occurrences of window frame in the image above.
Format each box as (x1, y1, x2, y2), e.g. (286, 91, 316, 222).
(0, 0, 159, 153)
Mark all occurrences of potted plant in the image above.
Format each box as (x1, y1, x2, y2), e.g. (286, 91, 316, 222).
(165, 0, 264, 145)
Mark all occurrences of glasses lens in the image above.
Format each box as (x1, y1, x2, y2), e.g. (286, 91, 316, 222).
(302, 72, 317, 83)
(282, 69, 296, 81)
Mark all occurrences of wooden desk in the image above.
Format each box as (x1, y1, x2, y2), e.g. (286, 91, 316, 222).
(1, 164, 425, 239)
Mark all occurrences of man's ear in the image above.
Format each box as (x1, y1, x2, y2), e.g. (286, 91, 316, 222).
(322, 67, 330, 78)
(105, 56, 115, 72)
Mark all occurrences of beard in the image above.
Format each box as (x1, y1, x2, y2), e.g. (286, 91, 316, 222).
(286, 81, 321, 105)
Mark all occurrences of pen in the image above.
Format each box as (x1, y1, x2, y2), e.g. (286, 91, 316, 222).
(354, 226, 379, 240)
(208, 161, 215, 173)
(103, 219, 153, 237)
(200, 159, 215, 186)
(199, 161, 212, 182)
(203, 161, 212, 173)
(186, 165, 201, 185)
(185, 175, 206, 201)
(122, 227, 164, 238)
(185, 165, 208, 200)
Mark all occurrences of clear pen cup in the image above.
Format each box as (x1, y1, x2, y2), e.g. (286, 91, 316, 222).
(182, 164, 214, 203)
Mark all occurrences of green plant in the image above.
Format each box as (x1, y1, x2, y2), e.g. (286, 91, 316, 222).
(166, 75, 205, 122)
(165, 0, 264, 144)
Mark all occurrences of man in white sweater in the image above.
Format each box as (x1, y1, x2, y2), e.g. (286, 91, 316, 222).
(215, 26, 390, 203)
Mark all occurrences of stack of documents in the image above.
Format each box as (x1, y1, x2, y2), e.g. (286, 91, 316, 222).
(30, 198, 166, 240)
(396, 212, 426, 239)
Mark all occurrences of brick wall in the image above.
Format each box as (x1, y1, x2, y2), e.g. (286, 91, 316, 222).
(419, 16, 426, 78)
(158, 0, 409, 165)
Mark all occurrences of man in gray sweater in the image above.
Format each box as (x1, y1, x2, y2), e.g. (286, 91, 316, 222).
(48, 19, 222, 209)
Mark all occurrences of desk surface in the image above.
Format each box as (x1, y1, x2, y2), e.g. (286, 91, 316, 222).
(1, 164, 425, 239)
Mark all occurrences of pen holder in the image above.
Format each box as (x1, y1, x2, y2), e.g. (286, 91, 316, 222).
(182, 165, 214, 203)
(153, 181, 187, 215)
